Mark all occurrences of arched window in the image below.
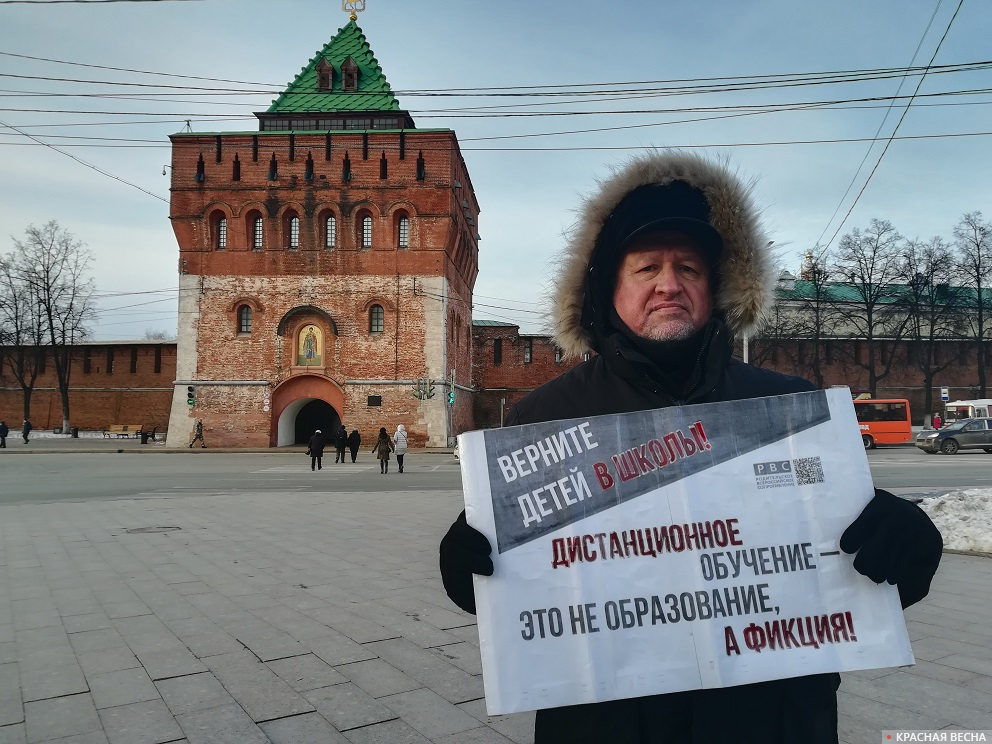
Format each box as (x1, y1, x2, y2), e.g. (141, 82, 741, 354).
(252, 215, 263, 250)
(211, 211, 227, 250)
(361, 215, 373, 249)
(237, 305, 252, 334)
(325, 215, 336, 249)
(397, 214, 409, 249)
(369, 305, 384, 333)
(246, 211, 263, 251)
(285, 211, 300, 249)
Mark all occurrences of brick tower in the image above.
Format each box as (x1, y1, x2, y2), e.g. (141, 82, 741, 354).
(165, 19, 479, 448)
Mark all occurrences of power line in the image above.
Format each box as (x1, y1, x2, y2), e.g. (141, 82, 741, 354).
(3, 129, 992, 152)
(0, 50, 274, 86)
(0, 117, 170, 201)
(0, 0, 204, 4)
(820, 0, 967, 250)
(1, 57, 989, 98)
(813, 0, 946, 250)
(3, 85, 991, 119)
(7, 95, 992, 147)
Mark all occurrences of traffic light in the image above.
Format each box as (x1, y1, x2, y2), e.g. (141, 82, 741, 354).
(186, 385, 196, 406)
(448, 388, 455, 406)
(426, 380, 436, 399)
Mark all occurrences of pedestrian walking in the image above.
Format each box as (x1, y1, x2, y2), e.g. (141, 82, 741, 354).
(189, 419, 205, 448)
(334, 425, 348, 463)
(932, 412, 942, 429)
(393, 423, 408, 473)
(371, 426, 394, 473)
(307, 429, 325, 471)
(21, 419, 32, 444)
(0, 420, 8, 448)
(347, 428, 361, 463)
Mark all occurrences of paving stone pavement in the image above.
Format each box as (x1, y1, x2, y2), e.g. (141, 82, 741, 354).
(0, 488, 989, 743)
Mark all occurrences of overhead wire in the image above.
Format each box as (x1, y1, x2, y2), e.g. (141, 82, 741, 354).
(820, 0, 968, 250)
(813, 0, 946, 250)
(0, 116, 169, 201)
(3, 130, 992, 151)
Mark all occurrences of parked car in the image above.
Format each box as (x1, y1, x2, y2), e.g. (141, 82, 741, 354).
(915, 417, 992, 454)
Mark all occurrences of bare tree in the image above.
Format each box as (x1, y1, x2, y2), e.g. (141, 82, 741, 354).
(898, 236, 965, 416)
(774, 249, 838, 390)
(0, 254, 47, 420)
(953, 211, 992, 396)
(11, 222, 96, 433)
(143, 328, 176, 341)
(832, 219, 909, 397)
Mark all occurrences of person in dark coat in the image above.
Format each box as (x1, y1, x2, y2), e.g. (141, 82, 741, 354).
(307, 429, 325, 471)
(438, 151, 943, 744)
(347, 428, 361, 463)
(371, 426, 394, 473)
(21, 419, 32, 444)
(189, 419, 204, 448)
(334, 425, 348, 463)
(0, 420, 8, 448)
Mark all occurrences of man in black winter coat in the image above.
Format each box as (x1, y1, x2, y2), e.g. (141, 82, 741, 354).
(347, 428, 361, 463)
(334, 425, 348, 463)
(439, 152, 943, 744)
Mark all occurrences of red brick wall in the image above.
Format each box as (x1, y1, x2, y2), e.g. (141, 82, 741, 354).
(747, 337, 992, 423)
(167, 128, 482, 447)
(471, 325, 583, 430)
(0, 343, 176, 431)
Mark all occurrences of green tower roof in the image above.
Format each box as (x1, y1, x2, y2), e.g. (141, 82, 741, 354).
(266, 20, 401, 115)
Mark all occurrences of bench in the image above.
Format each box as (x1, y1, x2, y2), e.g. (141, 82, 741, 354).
(103, 424, 143, 439)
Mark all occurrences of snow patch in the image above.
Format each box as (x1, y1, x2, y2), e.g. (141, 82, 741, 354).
(919, 489, 992, 553)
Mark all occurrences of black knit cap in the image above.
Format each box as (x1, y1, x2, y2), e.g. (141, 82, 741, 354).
(582, 181, 724, 331)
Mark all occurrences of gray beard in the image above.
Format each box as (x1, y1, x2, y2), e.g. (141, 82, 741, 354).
(638, 319, 698, 343)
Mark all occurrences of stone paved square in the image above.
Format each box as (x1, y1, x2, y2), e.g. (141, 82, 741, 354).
(0, 458, 989, 744)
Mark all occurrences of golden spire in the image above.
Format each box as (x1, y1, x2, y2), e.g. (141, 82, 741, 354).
(342, 0, 365, 21)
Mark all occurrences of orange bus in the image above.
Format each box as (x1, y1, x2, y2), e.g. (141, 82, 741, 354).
(853, 399, 913, 449)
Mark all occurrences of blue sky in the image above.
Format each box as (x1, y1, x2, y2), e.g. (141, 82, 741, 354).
(2, 0, 990, 339)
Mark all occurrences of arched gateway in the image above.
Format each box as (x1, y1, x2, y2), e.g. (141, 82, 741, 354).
(272, 375, 345, 447)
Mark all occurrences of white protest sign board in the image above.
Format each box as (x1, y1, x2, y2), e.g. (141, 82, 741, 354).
(458, 388, 914, 715)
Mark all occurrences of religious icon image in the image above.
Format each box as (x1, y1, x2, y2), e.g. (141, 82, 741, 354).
(298, 324, 322, 366)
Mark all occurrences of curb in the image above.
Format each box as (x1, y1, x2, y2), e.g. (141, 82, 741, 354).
(0, 447, 458, 456)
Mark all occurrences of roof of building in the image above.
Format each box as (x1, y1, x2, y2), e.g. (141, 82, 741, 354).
(776, 278, 985, 305)
(266, 20, 400, 115)
(472, 320, 519, 328)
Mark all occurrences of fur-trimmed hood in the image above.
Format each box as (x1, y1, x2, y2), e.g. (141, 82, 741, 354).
(552, 151, 775, 358)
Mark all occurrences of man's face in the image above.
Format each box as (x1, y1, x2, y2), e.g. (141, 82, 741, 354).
(612, 231, 714, 342)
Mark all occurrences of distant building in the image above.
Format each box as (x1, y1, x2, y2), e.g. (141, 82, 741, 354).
(164, 20, 479, 447)
(471, 321, 582, 429)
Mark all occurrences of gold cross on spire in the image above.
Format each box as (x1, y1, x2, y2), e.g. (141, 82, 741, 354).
(342, 0, 365, 21)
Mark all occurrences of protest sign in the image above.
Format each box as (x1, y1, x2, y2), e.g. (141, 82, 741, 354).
(458, 388, 914, 715)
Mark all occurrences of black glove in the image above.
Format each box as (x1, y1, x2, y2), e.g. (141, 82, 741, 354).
(439, 510, 494, 614)
(840, 488, 943, 608)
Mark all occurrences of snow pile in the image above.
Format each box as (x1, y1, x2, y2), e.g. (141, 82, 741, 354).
(919, 489, 992, 554)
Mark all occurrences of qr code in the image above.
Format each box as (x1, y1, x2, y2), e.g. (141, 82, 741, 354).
(793, 456, 824, 485)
